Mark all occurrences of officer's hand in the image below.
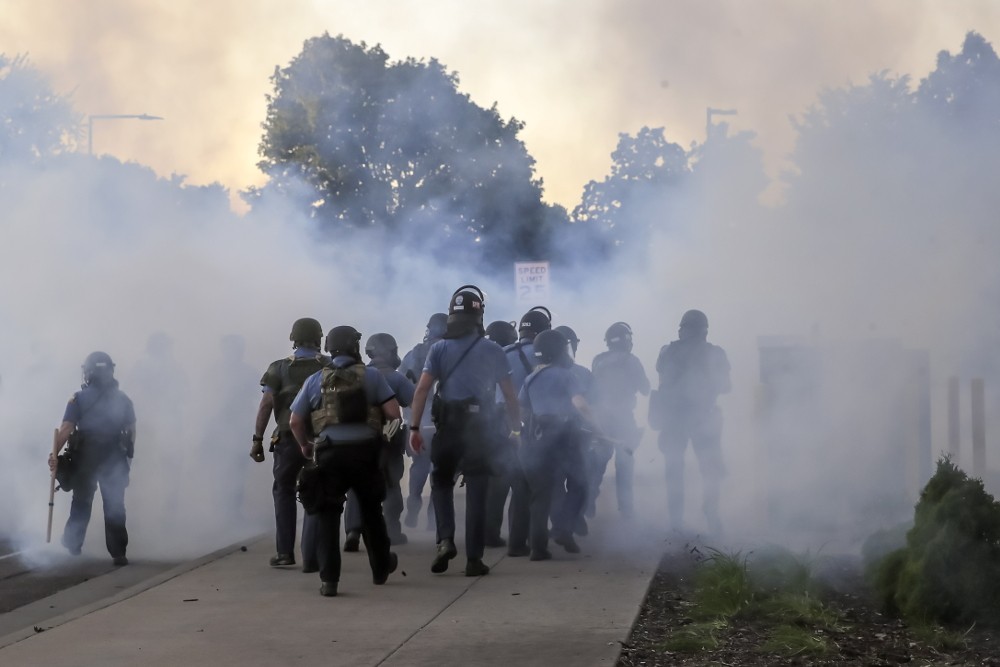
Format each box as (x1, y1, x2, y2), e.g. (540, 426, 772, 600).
(48, 452, 57, 473)
(410, 429, 424, 455)
(249, 441, 266, 463)
(299, 442, 315, 460)
(508, 431, 521, 449)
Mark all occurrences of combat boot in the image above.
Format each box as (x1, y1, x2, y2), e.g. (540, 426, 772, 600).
(464, 558, 490, 577)
(554, 534, 581, 554)
(269, 553, 295, 567)
(319, 581, 338, 597)
(343, 531, 361, 552)
(431, 538, 457, 573)
(374, 552, 399, 585)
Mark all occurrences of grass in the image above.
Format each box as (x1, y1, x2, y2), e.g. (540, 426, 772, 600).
(760, 624, 832, 657)
(910, 623, 970, 652)
(660, 546, 845, 656)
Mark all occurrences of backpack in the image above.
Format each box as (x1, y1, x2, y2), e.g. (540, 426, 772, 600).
(310, 364, 379, 435)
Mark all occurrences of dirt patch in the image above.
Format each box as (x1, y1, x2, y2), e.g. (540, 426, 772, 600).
(618, 548, 1000, 666)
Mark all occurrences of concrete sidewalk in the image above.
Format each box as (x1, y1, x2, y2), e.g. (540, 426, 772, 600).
(0, 516, 663, 667)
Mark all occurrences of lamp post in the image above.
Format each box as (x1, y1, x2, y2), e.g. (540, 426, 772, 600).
(705, 107, 737, 140)
(87, 113, 164, 155)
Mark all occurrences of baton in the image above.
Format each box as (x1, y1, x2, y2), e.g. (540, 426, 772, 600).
(46, 428, 57, 543)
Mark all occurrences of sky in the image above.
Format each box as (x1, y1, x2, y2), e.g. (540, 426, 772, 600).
(2, 0, 998, 210)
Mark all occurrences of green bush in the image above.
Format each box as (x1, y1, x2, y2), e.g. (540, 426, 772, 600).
(869, 457, 1000, 625)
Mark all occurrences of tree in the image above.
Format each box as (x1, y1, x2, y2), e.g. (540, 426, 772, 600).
(250, 34, 553, 270)
(0, 54, 79, 162)
(569, 127, 691, 261)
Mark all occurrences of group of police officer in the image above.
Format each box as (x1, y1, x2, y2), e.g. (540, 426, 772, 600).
(47, 284, 730, 598)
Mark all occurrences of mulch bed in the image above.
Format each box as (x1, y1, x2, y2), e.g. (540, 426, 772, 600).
(617, 548, 1000, 667)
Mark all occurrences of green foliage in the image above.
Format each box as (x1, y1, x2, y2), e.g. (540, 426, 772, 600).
(910, 623, 970, 652)
(869, 457, 1000, 625)
(760, 624, 831, 657)
(691, 549, 755, 619)
(0, 54, 80, 161)
(252, 33, 555, 271)
(658, 620, 724, 653)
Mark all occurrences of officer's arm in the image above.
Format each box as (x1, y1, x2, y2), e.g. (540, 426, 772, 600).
(571, 395, 595, 425)
(498, 377, 521, 432)
(289, 412, 311, 455)
(53, 421, 75, 453)
(409, 372, 434, 428)
(255, 392, 274, 439)
(381, 398, 402, 421)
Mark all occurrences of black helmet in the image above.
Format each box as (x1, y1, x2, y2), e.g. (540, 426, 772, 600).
(290, 318, 323, 346)
(486, 320, 518, 348)
(82, 351, 115, 386)
(518, 306, 552, 340)
(533, 329, 570, 365)
(445, 284, 486, 338)
(679, 309, 709, 341)
(365, 332, 401, 369)
(426, 313, 448, 341)
(325, 325, 362, 359)
(605, 322, 633, 352)
(553, 325, 580, 357)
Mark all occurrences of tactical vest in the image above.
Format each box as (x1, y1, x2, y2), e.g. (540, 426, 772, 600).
(310, 364, 383, 437)
(275, 354, 329, 432)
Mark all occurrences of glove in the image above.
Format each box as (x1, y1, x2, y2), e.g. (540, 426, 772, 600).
(249, 440, 266, 463)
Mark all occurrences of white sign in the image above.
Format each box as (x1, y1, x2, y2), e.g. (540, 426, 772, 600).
(515, 261, 550, 305)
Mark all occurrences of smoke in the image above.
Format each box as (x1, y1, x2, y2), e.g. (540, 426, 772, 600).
(3, 20, 1000, 575)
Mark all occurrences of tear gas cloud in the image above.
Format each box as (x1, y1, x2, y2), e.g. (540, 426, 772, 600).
(3, 28, 1000, 568)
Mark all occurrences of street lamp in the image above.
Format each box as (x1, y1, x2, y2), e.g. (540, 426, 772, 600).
(87, 113, 164, 155)
(705, 107, 737, 140)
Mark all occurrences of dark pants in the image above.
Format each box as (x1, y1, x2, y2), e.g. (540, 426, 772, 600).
(63, 449, 129, 559)
(549, 431, 589, 539)
(485, 437, 519, 542)
(406, 426, 435, 524)
(514, 423, 586, 553)
(659, 407, 724, 531)
(430, 411, 494, 560)
(345, 434, 406, 540)
(315, 443, 392, 585)
(272, 433, 317, 563)
(587, 415, 641, 516)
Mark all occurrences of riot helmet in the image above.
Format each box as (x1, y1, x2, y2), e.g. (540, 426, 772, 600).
(425, 313, 448, 341)
(554, 325, 580, 357)
(605, 321, 633, 352)
(679, 309, 709, 341)
(533, 329, 570, 366)
(325, 325, 363, 360)
(290, 318, 324, 349)
(518, 306, 552, 341)
(445, 284, 486, 338)
(365, 333, 401, 369)
(486, 320, 518, 348)
(82, 351, 116, 386)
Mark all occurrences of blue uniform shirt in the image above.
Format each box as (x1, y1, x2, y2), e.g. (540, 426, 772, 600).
(568, 363, 593, 400)
(519, 365, 582, 419)
(371, 363, 415, 408)
(63, 382, 136, 445)
(503, 340, 537, 393)
(423, 334, 509, 403)
(291, 355, 395, 442)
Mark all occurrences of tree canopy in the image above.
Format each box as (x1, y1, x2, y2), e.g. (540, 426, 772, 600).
(0, 54, 79, 162)
(252, 34, 555, 270)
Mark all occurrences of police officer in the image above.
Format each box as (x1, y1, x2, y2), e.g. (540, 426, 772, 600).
(504, 307, 552, 556)
(253, 318, 330, 571)
(485, 320, 518, 348)
(551, 325, 592, 537)
(409, 286, 521, 576)
(517, 330, 595, 560)
(48, 352, 135, 565)
(400, 313, 447, 530)
(653, 310, 731, 534)
(289, 326, 401, 597)
(343, 333, 415, 549)
(588, 322, 650, 519)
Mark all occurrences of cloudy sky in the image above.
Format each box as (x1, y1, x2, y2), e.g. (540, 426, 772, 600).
(3, 0, 997, 209)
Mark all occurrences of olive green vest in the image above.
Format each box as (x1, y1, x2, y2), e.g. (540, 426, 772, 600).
(310, 364, 383, 437)
(274, 354, 329, 432)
